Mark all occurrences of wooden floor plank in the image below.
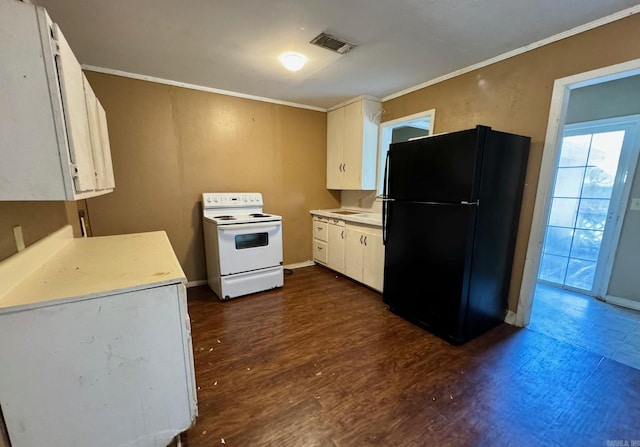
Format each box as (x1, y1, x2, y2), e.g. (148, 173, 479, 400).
(183, 266, 640, 446)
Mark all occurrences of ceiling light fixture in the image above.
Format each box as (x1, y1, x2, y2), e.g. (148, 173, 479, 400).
(279, 52, 307, 72)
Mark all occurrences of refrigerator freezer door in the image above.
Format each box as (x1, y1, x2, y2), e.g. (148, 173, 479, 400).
(387, 126, 487, 203)
(383, 201, 476, 344)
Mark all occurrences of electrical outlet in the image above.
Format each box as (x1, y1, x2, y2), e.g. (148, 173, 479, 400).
(13, 225, 25, 251)
(631, 198, 640, 211)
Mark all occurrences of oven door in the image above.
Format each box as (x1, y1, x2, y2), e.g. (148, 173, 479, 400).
(217, 221, 283, 275)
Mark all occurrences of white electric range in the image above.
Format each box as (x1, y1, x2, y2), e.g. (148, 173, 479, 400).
(202, 192, 283, 300)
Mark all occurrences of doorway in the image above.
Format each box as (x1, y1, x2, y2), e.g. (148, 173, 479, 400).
(519, 62, 640, 370)
(538, 116, 640, 296)
(517, 59, 640, 328)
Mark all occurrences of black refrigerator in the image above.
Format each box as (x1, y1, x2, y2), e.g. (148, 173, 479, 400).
(382, 125, 530, 345)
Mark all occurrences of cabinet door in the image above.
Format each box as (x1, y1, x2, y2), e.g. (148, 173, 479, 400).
(342, 100, 363, 189)
(84, 76, 115, 192)
(96, 98, 115, 189)
(327, 224, 345, 274)
(313, 220, 328, 242)
(313, 240, 328, 264)
(53, 24, 96, 193)
(83, 76, 105, 189)
(326, 108, 344, 189)
(344, 227, 364, 281)
(363, 231, 384, 292)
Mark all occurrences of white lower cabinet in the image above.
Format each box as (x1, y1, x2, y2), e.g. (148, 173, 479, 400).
(312, 216, 345, 273)
(327, 219, 346, 273)
(311, 214, 384, 292)
(345, 224, 384, 292)
(0, 227, 196, 447)
(362, 231, 384, 292)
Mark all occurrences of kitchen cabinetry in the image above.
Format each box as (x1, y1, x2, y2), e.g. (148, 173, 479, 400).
(0, 226, 197, 447)
(327, 218, 346, 273)
(312, 216, 346, 273)
(326, 97, 381, 190)
(345, 223, 384, 292)
(345, 224, 384, 291)
(311, 212, 384, 292)
(0, 0, 115, 200)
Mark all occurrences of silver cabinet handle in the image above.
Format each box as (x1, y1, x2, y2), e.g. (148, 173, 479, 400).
(342, 163, 346, 172)
(359, 235, 363, 244)
(317, 226, 322, 230)
(364, 236, 367, 246)
(317, 246, 323, 250)
(341, 230, 344, 239)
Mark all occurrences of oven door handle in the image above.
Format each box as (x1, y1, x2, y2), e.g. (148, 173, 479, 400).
(218, 221, 282, 231)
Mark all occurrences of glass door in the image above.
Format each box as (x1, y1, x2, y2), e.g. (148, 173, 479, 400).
(538, 117, 640, 295)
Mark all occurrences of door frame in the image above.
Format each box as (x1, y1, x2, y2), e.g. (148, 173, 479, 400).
(516, 58, 640, 327)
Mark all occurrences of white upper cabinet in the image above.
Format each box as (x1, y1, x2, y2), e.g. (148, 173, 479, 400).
(0, 0, 115, 201)
(326, 97, 381, 190)
(84, 75, 115, 191)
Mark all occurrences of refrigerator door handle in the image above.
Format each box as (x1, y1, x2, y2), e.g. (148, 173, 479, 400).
(382, 151, 391, 245)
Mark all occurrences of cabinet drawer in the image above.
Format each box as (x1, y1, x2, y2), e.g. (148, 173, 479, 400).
(313, 240, 328, 264)
(313, 221, 328, 242)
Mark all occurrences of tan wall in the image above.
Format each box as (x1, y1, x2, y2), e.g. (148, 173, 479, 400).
(0, 201, 79, 262)
(382, 14, 640, 312)
(84, 73, 339, 282)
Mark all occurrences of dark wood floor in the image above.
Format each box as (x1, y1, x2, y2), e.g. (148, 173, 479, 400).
(183, 266, 640, 446)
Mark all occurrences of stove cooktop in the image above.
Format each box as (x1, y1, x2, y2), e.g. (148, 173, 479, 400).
(202, 192, 281, 225)
(205, 213, 282, 225)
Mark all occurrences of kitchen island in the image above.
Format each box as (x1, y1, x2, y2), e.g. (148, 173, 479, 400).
(0, 226, 197, 447)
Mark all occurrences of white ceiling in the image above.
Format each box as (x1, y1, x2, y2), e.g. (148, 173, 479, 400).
(33, 0, 640, 110)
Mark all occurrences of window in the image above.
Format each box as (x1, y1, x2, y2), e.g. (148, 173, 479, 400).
(235, 233, 269, 250)
(377, 109, 436, 194)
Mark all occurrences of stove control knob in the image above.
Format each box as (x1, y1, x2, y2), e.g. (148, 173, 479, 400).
(206, 197, 211, 203)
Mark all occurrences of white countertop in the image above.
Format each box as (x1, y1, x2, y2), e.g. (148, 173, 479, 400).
(310, 208, 383, 227)
(0, 226, 186, 313)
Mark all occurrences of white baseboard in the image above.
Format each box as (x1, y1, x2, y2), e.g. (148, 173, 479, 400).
(504, 310, 517, 325)
(283, 260, 315, 270)
(186, 279, 208, 288)
(604, 295, 640, 311)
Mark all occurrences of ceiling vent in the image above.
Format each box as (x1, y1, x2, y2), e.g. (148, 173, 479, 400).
(310, 32, 356, 54)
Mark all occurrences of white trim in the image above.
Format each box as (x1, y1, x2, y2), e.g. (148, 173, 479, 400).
(380, 109, 437, 127)
(186, 280, 207, 288)
(284, 260, 315, 269)
(382, 5, 640, 103)
(605, 294, 640, 311)
(504, 310, 517, 325)
(376, 108, 436, 194)
(81, 65, 327, 112)
(327, 95, 381, 112)
(516, 58, 640, 327)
